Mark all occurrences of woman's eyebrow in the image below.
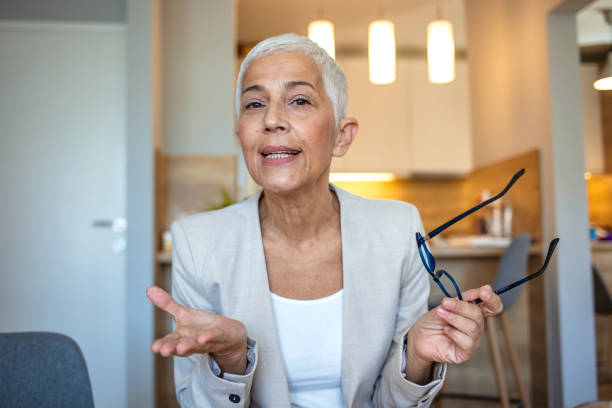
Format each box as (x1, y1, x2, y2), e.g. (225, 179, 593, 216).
(241, 81, 316, 96)
(285, 81, 315, 90)
(241, 84, 263, 96)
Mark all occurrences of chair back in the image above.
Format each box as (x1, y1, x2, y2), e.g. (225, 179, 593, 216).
(0, 332, 94, 408)
(571, 402, 612, 408)
(593, 264, 612, 315)
(492, 234, 531, 309)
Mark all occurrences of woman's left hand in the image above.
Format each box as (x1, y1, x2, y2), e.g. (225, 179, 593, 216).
(404, 284, 504, 383)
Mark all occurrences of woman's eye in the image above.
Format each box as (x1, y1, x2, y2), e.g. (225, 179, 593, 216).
(245, 101, 263, 110)
(292, 98, 310, 106)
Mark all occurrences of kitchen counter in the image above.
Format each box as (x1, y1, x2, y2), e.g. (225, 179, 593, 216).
(593, 241, 612, 252)
(156, 244, 544, 265)
(431, 244, 541, 258)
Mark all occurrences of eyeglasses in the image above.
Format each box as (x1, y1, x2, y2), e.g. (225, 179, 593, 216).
(415, 168, 560, 303)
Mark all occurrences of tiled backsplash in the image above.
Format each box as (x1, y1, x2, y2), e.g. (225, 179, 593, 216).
(334, 150, 542, 242)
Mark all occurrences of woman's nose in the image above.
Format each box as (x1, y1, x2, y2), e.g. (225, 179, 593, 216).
(263, 102, 288, 132)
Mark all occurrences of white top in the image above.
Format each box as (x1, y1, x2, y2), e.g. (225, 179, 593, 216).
(270, 289, 346, 408)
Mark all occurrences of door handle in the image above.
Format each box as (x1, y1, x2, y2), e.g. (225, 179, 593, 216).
(92, 217, 127, 232)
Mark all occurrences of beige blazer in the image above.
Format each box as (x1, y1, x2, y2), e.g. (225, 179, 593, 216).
(170, 185, 446, 408)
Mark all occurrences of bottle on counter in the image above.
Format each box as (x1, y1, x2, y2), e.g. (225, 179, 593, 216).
(491, 203, 503, 237)
(476, 189, 492, 235)
(503, 204, 513, 238)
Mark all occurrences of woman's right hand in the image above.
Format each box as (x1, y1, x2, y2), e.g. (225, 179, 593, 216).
(146, 285, 248, 375)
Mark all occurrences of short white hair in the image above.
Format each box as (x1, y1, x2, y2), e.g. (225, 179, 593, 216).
(235, 33, 347, 127)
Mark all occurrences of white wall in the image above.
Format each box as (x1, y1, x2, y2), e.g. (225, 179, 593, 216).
(581, 63, 605, 173)
(0, 22, 128, 408)
(162, 0, 236, 155)
(465, 0, 597, 406)
(0, 0, 125, 23)
(126, 0, 156, 405)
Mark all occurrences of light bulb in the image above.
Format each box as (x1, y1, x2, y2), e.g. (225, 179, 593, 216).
(427, 19, 455, 84)
(308, 20, 335, 59)
(368, 20, 396, 85)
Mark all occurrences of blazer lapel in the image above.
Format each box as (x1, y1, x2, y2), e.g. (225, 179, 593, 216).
(335, 186, 367, 407)
(335, 185, 392, 407)
(242, 192, 292, 407)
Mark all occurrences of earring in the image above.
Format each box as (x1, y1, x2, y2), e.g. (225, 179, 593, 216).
(335, 148, 345, 155)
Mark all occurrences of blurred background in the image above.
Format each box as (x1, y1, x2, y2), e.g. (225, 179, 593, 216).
(1, 0, 611, 407)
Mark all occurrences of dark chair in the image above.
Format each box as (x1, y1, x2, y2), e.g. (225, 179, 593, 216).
(434, 234, 532, 408)
(0, 332, 94, 408)
(486, 234, 532, 408)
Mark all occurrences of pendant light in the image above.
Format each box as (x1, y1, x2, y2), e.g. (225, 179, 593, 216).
(594, 52, 612, 90)
(368, 19, 396, 84)
(427, 1, 455, 84)
(594, 10, 612, 90)
(308, 20, 335, 59)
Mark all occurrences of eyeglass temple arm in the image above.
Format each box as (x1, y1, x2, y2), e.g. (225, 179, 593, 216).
(473, 237, 559, 305)
(425, 168, 525, 241)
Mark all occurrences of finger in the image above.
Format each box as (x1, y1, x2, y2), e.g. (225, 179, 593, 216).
(146, 285, 183, 318)
(176, 337, 199, 356)
(463, 285, 504, 317)
(443, 326, 479, 359)
(152, 332, 181, 354)
(436, 306, 482, 338)
(480, 286, 504, 316)
(461, 285, 502, 315)
(441, 297, 484, 325)
(197, 327, 225, 345)
(159, 334, 188, 357)
(460, 287, 482, 302)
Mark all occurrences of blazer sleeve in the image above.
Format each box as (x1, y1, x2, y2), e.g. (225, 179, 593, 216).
(372, 206, 447, 408)
(170, 220, 259, 408)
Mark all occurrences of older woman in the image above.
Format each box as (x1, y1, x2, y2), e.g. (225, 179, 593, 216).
(146, 33, 503, 407)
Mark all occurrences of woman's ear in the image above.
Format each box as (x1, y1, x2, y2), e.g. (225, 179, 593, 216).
(333, 117, 359, 157)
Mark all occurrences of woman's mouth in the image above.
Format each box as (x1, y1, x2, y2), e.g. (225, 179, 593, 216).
(261, 146, 302, 165)
(263, 151, 300, 159)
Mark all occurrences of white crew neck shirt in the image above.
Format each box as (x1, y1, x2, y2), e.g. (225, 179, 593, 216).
(270, 289, 346, 408)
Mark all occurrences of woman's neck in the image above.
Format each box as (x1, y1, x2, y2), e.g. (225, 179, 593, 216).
(259, 181, 340, 244)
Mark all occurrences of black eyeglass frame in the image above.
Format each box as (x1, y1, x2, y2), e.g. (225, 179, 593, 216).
(415, 168, 560, 303)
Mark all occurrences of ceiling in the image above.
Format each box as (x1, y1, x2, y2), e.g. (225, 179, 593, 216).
(578, 0, 612, 45)
(237, 0, 467, 51)
(578, 0, 612, 62)
(238, 0, 612, 62)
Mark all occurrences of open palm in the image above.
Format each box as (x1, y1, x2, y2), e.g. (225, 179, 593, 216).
(146, 285, 248, 374)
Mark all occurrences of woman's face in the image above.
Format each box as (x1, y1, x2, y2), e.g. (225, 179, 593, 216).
(237, 51, 350, 195)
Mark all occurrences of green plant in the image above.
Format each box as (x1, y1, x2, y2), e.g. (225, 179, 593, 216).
(207, 188, 236, 211)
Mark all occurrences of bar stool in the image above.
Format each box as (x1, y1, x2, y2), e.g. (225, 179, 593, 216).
(434, 234, 532, 408)
(485, 234, 532, 408)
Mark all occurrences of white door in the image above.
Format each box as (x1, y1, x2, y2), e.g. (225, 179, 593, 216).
(0, 22, 127, 408)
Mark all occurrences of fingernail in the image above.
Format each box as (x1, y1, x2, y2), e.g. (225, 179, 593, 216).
(437, 307, 449, 316)
(482, 292, 491, 301)
(443, 298, 456, 309)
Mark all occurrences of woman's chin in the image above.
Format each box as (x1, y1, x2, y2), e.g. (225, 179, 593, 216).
(257, 175, 326, 196)
(259, 179, 303, 195)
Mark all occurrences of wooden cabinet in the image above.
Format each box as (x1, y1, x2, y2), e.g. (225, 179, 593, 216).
(332, 56, 473, 177)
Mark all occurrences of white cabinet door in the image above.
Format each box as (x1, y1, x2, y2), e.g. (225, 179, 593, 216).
(333, 56, 412, 175)
(406, 59, 473, 176)
(332, 56, 472, 176)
